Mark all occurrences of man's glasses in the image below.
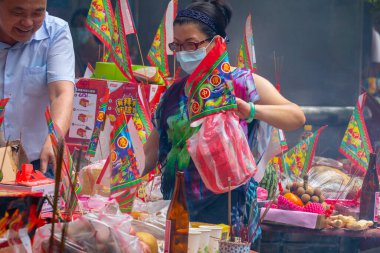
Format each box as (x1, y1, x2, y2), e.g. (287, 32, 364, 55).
(168, 38, 212, 52)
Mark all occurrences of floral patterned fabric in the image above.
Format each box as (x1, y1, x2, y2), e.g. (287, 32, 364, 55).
(154, 68, 262, 242)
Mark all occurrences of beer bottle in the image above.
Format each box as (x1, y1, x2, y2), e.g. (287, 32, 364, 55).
(164, 171, 189, 253)
(359, 153, 380, 224)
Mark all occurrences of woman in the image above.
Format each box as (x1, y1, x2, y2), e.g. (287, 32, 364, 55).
(144, 0, 305, 244)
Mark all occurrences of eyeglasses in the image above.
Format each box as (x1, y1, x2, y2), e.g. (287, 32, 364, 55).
(168, 38, 212, 52)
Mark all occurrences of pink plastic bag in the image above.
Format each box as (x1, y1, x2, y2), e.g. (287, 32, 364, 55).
(187, 112, 257, 193)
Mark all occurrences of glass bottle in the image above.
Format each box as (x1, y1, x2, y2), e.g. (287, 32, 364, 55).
(164, 171, 189, 253)
(359, 153, 380, 224)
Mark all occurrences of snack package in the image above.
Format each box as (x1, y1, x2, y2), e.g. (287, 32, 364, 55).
(187, 112, 257, 193)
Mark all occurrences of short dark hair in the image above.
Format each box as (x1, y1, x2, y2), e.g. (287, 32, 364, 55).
(174, 0, 232, 38)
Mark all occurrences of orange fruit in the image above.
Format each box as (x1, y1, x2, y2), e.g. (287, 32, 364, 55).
(283, 192, 304, 207)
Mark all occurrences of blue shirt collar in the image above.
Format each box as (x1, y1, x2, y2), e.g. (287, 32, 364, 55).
(0, 42, 11, 50)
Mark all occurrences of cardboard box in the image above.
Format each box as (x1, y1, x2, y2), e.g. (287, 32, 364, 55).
(0, 182, 55, 214)
(0, 146, 18, 181)
(0, 182, 55, 196)
(260, 208, 326, 229)
(66, 78, 140, 152)
(0, 132, 29, 181)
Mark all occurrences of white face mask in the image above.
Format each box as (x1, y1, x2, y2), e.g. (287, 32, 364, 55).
(176, 38, 214, 74)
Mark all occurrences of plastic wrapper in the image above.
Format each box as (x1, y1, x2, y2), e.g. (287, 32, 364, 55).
(79, 160, 106, 196)
(276, 195, 325, 214)
(280, 156, 361, 200)
(33, 202, 143, 253)
(187, 112, 257, 193)
(131, 198, 168, 240)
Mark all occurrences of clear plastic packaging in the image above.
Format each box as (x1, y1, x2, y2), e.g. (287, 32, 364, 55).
(33, 202, 143, 253)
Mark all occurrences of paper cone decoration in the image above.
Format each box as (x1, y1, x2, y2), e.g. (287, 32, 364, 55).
(110, 112, 141, 213)
(185, 36, 237, 126)
(147, 0, 178, 77)
(237, 14, 257, 72)
(282, 125, 327, 177)
(113, 178, 141, 213)
(87, 90, 110, 157)
(45, 108, 81, 212)
(85, 0, 114, 48)
(339, 93, 373, 172)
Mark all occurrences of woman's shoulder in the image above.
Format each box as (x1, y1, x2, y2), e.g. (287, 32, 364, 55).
(164, 76, 188, 96)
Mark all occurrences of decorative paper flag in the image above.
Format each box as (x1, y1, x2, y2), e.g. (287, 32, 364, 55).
(278, 129, 288, 152)
(237, 14, 257, 72)
(45, 108, 59, 147)
(85, 0, 114, 48)
(110, 112, 141, 213)
(339, 93, 373, 172)
(87, 89, 110, 157)
(102, 48, 111, 62)
(118, 0, 136, 35)
(0, 98, 9, 128)
(111, 2, 136, 82)
(185, 36, 237, 126)
(45, 108, 81, 211)
(147, 0, 178, 77)
(132, 86, 153, 144)
(84, 63, 95, 79)
(0, 98, 9, 116)
(282, 125, 327, 177)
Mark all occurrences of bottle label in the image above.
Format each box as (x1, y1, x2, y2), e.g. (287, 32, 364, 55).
(375, 192, 380, 223)
(164, 220, 171, 253)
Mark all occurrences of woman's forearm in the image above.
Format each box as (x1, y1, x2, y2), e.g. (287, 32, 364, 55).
(142, 128, 159, 176)
(254, 103, 306, 131)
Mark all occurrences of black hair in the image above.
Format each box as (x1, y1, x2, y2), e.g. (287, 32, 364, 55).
(174, 0, 232, 38)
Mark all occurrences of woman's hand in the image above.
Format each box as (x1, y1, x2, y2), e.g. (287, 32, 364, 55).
(235, 97, 251, 120)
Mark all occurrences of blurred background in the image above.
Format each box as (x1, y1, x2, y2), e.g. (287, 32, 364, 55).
(47, 0, 376, 159)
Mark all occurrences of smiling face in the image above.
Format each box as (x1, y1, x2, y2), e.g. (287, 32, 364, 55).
(0, 0, 47, 45)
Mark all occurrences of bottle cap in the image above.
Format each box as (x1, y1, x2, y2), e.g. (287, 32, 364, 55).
(304, 125, 312, 131)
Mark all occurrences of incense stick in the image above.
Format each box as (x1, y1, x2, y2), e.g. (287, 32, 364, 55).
(59, 145, 83, 253)
(49, 139, 64, 253)
(135, 33, 149, 84)
(228, 177, 232, 241)
(0, 138, 10, 181)
(248, 193, 276, 243)
(46, 196, 63, 221)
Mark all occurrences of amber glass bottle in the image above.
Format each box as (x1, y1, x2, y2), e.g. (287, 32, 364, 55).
(359, 153, 380, 224)
(164, 171, 189, 253)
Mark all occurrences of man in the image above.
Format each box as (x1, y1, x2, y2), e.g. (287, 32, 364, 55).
(0, 0, 74, 175)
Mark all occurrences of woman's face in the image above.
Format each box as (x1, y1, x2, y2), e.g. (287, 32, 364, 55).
(173, 23, 215, 53)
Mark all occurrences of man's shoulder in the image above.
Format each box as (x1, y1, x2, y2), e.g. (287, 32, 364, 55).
(44, 14, 70, 36)
(32, 13, 70, 42)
